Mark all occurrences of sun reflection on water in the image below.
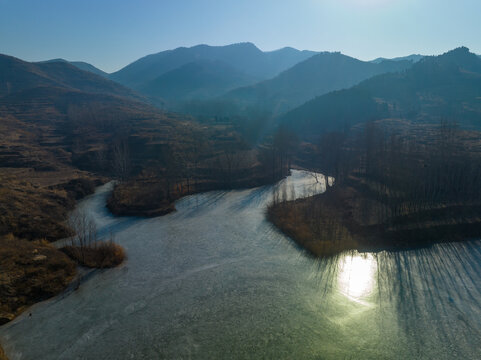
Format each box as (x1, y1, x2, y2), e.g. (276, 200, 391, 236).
(337, 253, 377, 303)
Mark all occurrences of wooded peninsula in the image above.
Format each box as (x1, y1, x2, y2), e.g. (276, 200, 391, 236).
(268, 120, 481, 257)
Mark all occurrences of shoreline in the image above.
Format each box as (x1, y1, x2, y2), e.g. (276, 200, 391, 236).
(0, 236, 77, 326)
(0, 177, 120, 328)
(107, 169, 289, 218)
(267, 184, 481, 257)
(0, 171, 285, 360)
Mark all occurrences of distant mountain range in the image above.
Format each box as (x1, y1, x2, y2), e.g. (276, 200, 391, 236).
(282, 47, 481, 137)
(370, 54, 424, 64)
(222, 52, 413, 116)
(39, 45, 477, 119)
(7, 44, 479, 140)
(110, 43, 317, 89)
(39, 44, 320, 105)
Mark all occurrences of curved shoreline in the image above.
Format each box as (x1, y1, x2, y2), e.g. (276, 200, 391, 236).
(106, 169, 289, 218)
(1, 170, 480, 359)
(267, 184, 481, 257)
(0, 181, 126, 327)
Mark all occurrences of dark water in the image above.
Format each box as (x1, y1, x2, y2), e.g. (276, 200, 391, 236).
(1, 171, 480, 359)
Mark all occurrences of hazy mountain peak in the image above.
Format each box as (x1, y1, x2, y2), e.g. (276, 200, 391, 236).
(270, 46, 297, 52)
(190, 42, 260, 51)
(267, 46, 310, 54)
(225, 42, 260, 50)
(371, 54, 424, 64)
(418, 46, 481, 73)
(446, 46, 470, 54)
(35, 58, 108, 77)
(110, 42, 319, 89)
(438, 46, 476, 62)
(37, 58, 68, 63)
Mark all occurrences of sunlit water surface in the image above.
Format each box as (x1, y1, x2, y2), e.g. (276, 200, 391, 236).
(1, 170, 480, 359)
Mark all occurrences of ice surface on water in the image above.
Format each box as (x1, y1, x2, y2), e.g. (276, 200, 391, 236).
(1, 170, 480, 359)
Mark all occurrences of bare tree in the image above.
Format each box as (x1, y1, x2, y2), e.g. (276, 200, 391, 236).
(112, 139, 132, 181)
(69, 209, 98, 262)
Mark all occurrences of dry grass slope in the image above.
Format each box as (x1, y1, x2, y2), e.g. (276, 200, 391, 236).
(0, 235, 76, 324)
(0, 171, 99, 241)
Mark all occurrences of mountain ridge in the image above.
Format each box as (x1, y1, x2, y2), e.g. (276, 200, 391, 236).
(281, 46, 481, 136)
(36, 58, 108, 78)
(222, 51, 413, 116)
(109, 42, 318, 90)
(1, 54, 141, 101)
(370, 54, 424, 64)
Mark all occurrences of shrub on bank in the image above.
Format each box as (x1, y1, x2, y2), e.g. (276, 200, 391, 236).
(61, 242, 126, 268)
(62, 209, 126, 268)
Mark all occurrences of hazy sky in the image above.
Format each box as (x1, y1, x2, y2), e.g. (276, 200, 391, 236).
(1, 0, 480, 73)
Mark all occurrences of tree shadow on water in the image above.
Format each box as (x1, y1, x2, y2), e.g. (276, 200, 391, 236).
(228, 185, 273, 212)
(174, 191, 228, 219)
(375, 240, 481, 358)
(301, 241, 481, 358)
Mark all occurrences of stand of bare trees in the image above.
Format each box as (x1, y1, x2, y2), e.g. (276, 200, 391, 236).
(259, 125, 298, 181)
(266, 119, 481, 256)
(68, 209, 98, 261)
(62, 209, 125, 268)
(312, 119, 481, 227)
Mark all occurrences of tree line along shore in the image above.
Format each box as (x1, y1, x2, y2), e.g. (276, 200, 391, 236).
(268, 120, 481, 257)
